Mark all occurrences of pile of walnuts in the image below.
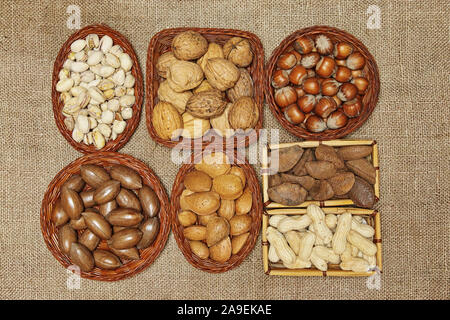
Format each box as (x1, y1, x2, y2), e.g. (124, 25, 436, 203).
(153, 31, 258, 141)
(271, 34, 369, 133)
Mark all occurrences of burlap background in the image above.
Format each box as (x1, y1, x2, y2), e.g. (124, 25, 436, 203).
(0, 0, 448, 300)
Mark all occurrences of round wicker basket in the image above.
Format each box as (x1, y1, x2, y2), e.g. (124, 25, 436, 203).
(52, 24, 143, 153)
(146, 27, 264, 150)
(170, 150, 262, 272)
(40, 152, 170, 281)
(265, 26, 380, 140)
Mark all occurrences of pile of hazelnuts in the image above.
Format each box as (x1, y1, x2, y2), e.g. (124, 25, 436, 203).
(271, 34, 369, 133)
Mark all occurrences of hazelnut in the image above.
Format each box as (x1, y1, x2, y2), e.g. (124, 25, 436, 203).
(291, 50, 302, 64)
(334, 66, 352, 83)
(346, 52, 366, 70)
(352, 77, 369, 95)
(289, 65, 308, 85)
(351, 69, 364, 78)
(315, 35, 333, 55)
(303, 77, 320, 95)
(343, 98, 362, 118)
(277, 52, 297, 70)
(315, 96, 337, 118)
(272, 69, 289, 89)
(337, 83, 358, 101)
(275, 87, 297, 109)
(321, 79, 340, 96)
(305, 115, 327, 133)
(316, 56, 335, 78)
(293, 86, 305, 98)
(332, 95, 342, 107)
(293, 36, 314, 54)
(334, 42, 353, 60)
(284, 104, 305, 124)
(297, 94, 316, 113)
(335, 59, 347, 66)
(301, 52, 320, 69)
(327, 110, 348, 129)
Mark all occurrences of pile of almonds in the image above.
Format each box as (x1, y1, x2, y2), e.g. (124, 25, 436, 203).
(271, 34, 369, 133)
(153, 31, 258, 141)
(56, 34, 136, 149)
(53, 164, 160, 272)
(178, 152, 253, 263)
(268, 144, 376, 208)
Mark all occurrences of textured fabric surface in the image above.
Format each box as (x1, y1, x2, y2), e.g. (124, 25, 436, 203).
(0, 0, 449, 300)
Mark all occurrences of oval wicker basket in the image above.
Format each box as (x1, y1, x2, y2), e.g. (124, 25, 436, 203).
(171, 150, 262, 273)
(40, 152, 170, 281)
(146, 27, 264, 150)
(265, 26, 380, 140)
(52, 24, 143, 153)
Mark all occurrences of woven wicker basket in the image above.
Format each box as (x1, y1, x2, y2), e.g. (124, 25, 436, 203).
(146, 27, 264, 150)
(170, 150, 262, 272)
(52, 24, 143, 153)
(40, 152, 170, 281)
(262, 207, 382, 276)
(261, 139, 380, 209)
(265, 26, 380, 140)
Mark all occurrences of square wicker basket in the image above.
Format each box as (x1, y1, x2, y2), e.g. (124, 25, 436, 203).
(262, 207, 382, 276)
(261, 139, 380, 209)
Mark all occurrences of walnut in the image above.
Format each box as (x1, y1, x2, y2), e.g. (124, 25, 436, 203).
(226, 68, 254, 102)
(152, 101, 183, 140)
(181, 112, 211, 139)
(155, 52, 178, 78)
(204, 58, 240, 91)
(228, 96, 259, 130)
(186, 89, 227, 119)
(223, 37, 253, 67)
(210, 103, 235, 138)
(166, 60, 204, 92)
(197, 43, 224, 71)
(157, 80, 192, 113)
(172, 31, 208, 60)
(193, 80, 215, 94)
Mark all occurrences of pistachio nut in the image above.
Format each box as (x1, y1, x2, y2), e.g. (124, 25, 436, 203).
(86, 34, 99, 49)
(87, 51, 103, 66)
(70, 61, 89, 73)
(121, 107, 133, 120)
(92, 129, 106, 149)
(56, 78, 74, 92)
(100, 35, 113, 53)
(119, 53, 132, 71)
(70, 39, 86, 53)
(112, 120, 126, 134)
(101, 110, 114, 124)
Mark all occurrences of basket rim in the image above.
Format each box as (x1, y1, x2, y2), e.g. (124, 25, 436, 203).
(170, 150, 263, 273)
(51, 24, 143, 154)
(40, 152, 171, 281)
(145, 27, 265, 150)
(264, 25, 380, 141)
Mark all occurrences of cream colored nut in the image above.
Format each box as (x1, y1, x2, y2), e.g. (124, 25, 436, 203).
(101, 110, 114, 124)
(114, 86, 126, 97)
(90, 65, 102, 76)
(310, 251, 328, 271)
(306, 204, 333, 245)
(112, 120, 126, 134)
(266, 226, 296, 265)
(332, 212, 352, 255)
(76, 114, 90, 134)
(325, 214, 337, 229)
(347, 230, 377, 256)
(112, 69, 125, 86)
(70, 86, 86, 97)
(97, 79, 115, 91)
(97, 123, 112, 138)
(119, 95, 135, 107)
(70, 39, 86, 53)
(313, 246, 340, 264)
(100, 103, 108, 112)
(340, 257, 369, 272)
(72, 128, 84, 143)
(298, 231, 315, 261)
(363, 254, 377, 268)
(124, 74, 135, 88)
(107, 99, 120, 112)
(110, 130, 118, 141)
(79, 82, 89, 90)
(121, 107, 133, 120)
(340, 242, 353, 261)
(119, 53, 132, 71)
(100, 35, 113, 53)
(88, 105, 102, 119)
(126, 88, 134, 96)
(103, 89, 115, 100)
(64, 117, 75, 131)
(268, 215, 287, 228)
(78, 109, 88, 117)
(92, 129, 106, 149)
(100, 65, 115, 78)
(62, 97, 82, 115)
(59, 69, 69, 80)
(68, 51, 76, 60)
(80, 70, 95, 83)
(283, 256, 312, 269)
(109, 45, 123, 57)
(63, 59, 73, 70)
(60, 92, 72, 105)
(351, 217, 375, 238)
(105, 52, 121, 68)
(285, 231, 302, 254)
(87, 51, 103, 66)
(71, 72, 81, 86)
(70, 61, 89, 73)
(83, 133, 90, 145)
(88, 79, 101, 88)
(74, 50, 87, 62)
(88, 87, 106, 103)
(278, 215, 311, 233)
(85, 34, 99, 49)
(56, 78, 74, 92)
(268, 245, 279, 263)
(88, 116, 97, 130)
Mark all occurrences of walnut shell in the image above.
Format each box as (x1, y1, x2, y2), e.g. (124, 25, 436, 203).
(226, 68, 254, 102)
(223, 37, 253, 67)
(186, 89, 227, 119)
(157, 80, 192, 114)
(167, 60, 204, 92)
(181, 112, 211, 139)
(156, 52, 178, 78)
(172, 31, 208, 60)
(228, 96, 259, 130)
(210, 103, 234, 138)
(197, 42, 224, 71)
(204, 58, 240, 91)
(151, 101, 183, 140)
(193, 80, 214, 94)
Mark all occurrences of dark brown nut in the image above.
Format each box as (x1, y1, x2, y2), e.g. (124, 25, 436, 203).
(346, 159, 376, 185)
(63, 174, 85, 192)
(60, 187, 84, 220)
(280, 174, 316, 191)
(108, 228, 143, 250)
(93, 250, 121, 270)
(80, 190, 96, 208)
(138, 185, 160, 218)
(79, 229, 100, 251)
(113, 226, 128, 233)
(273, 145, 304, 173)
(51, 199, 69, 227)
(82, 211, 112, 240)
(305, 161, 337, 180)
(80, 164, 110, 188)
(315, 144, 345, 170)
(186, 89, 228, 119)
(69, 243, 94, 272)
(137, 217, 160, 249)
(268, 182, 308, 206)
(116, 188, 142, 211)
(309, 180, 335, 201)
(327, 172, 355, 196)
(70, 216, 87, 230)
(337, 146, 373, 160)
(290, 148, 314, 176)
(99, 199, 117, 217)
(58, 224, 77, 255)
(110, 165, 142, 190)
(106, 208, 143, 227)
(109, 247, 140, 262)
(268, 174, 283, 188)
(348, 176, 375, 208)
(229, 214, 252, 236)
(93, 180, 121, 205)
